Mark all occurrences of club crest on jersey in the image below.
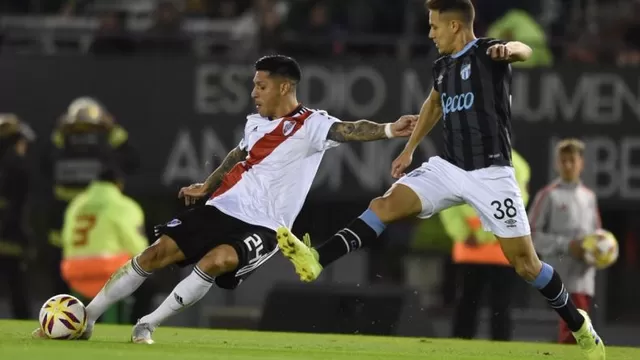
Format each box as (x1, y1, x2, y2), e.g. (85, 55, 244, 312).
(166, 219, 181, 227)
(282, 120, 296, 136)
(460, 63, 471, 80)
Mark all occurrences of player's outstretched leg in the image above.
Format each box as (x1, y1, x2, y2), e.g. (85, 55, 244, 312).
(278, 184, 422, 281)
(32, 236, 186, 340)
(131, 244, 239, 344)
(498, 236, 605, 360)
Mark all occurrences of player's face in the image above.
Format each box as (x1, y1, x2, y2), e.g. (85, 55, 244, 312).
(251, 71, 282, 118)
(557, 152, 584, 182)
(428, 10, 458, 54)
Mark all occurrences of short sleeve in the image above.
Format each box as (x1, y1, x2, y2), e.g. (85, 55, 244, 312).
(238, 123, 249, 151)
(305, 111, 341, 152)
(238, 137, 247, 151)
(478, 38, 509, 69)
(432, 59, 443, 92)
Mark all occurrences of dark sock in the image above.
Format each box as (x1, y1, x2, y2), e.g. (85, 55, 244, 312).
(315, 208, 386, 267)
(529, 262, 585, 332)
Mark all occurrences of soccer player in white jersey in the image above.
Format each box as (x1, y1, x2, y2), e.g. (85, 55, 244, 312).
(276, 1, 605, 359)
(32, 55, 416, 343)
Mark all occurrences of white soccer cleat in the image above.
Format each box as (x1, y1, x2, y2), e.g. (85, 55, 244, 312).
(131, 322, 155, 344)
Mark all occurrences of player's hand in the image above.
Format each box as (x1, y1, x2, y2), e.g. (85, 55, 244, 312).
(178, 183, 209, 206)
(390, 115, 418, 137)
(569, 239, 586, 261)
(487, 44, 511, 61)
(391, 150, 413, 179)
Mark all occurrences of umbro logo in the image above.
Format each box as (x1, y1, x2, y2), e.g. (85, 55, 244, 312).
(252, 126, 258, 132)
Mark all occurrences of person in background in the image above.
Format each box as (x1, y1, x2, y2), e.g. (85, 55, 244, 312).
(443, 149, 530, 341)
(0, 114, 35, 319)
(486, 6, 553, 67)
(139, 1, 192, 55)
(89, 10, 136, 55)
(529, 138, 600, 344)
(60, 168, 150, 323)
(44, 97, 139, 295)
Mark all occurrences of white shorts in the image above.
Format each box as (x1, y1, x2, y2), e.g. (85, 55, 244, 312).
(395, 156, 530, 238)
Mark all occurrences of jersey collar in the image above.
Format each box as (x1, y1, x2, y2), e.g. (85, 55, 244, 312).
(451, 38, 479, 59)
(268, 104, 304, 121)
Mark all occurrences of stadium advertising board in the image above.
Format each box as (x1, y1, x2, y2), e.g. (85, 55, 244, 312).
(0, 57, 638, 207)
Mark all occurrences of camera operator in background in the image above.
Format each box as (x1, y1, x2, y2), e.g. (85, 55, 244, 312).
(0, 114, 35, 319)
(44, 97, 139, 294)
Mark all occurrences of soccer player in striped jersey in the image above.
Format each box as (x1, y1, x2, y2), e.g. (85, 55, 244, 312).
(276, 1, 605, 359)
(37, 55, 416, 344)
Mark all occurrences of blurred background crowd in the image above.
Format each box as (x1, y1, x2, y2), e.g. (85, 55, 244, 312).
(0, 0, 640, 348)
(0, 0, 638, 65)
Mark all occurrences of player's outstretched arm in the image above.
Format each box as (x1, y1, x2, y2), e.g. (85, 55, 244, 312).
(326, 115, 416, 143)
(404, 87, 442, 154)
(505, 41, 533, 62)
(179, 146, 248, 205)
(203, 146, 248, 192)
(391, 88, 442, 178)
(487, 41, 532, 63)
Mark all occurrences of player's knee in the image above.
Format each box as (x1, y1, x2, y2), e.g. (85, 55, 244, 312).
(498, 235, 541, 282)
(368, 197, 398, 223)
(198, 245, 239, 276)
(137, 236, 184, 272)
(511, 256, 541, 282)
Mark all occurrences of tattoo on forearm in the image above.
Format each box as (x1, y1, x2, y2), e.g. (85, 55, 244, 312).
(326, 120, 386, 142)
(204, 147, 247, 192)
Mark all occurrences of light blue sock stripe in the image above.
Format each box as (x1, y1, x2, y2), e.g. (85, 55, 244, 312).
(358, 208, 386, 236)
(530, 262, 554, 289)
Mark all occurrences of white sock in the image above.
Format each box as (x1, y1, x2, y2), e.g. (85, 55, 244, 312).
(139, 266, 214, 328)
(85, 256, 151, 323)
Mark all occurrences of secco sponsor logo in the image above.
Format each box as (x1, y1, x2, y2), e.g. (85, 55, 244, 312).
(441, 92, 475, 117)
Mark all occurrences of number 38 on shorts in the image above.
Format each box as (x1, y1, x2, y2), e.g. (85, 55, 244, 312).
(396, 156, 531, 238)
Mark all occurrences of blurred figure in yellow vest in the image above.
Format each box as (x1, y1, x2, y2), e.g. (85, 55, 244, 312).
(61, 168, 149, 323)
(45, 97, 139, 295)
(441, 150, 530, 341)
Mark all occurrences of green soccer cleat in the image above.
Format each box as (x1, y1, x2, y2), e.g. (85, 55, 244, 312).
(573, 309, 605, 360)
(276, 226, 322, 282)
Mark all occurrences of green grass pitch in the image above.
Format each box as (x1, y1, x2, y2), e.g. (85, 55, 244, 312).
(1, 320, 639, 359)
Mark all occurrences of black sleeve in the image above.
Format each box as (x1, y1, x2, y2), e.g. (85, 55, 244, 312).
(476, 37, 509, 71)
(431, 58, 444, 92)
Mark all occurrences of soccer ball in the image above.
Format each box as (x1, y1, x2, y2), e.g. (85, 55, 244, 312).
(582, 229, 619, 270)
(38, 294, 87, 339)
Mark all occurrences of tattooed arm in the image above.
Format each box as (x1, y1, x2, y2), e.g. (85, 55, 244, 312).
(179, 145, 248, 205)
(326, 121, 386, 142)
(326, 116, 416, 143)
(202, 146, 248, 193)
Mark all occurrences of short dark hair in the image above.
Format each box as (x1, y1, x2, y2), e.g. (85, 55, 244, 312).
(426, 0, 475, 25)
(255, 55, 302, 83)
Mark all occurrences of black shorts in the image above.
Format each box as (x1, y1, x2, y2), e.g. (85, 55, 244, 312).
(154, 205, 278, 290)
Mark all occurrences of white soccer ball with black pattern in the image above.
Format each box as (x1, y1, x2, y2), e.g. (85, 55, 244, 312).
(38, 294, 87, 339)
(582, 229, 619, 270)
